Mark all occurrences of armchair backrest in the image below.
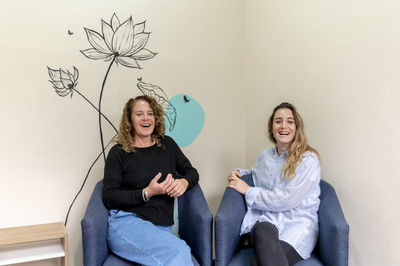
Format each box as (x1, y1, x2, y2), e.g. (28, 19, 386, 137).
(317, 180, 349, 266)
(81, 181, 110, 266)
(178, 183, 213, 266)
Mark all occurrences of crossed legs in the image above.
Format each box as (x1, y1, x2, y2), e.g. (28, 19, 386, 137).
(250, 222, 302, 266)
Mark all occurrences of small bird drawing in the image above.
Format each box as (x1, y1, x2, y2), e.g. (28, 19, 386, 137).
(183, 95, 190, 103)
(68, 30, 74, 35)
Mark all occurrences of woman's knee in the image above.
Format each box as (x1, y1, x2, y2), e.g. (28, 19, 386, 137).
(173, 238, 191, 256)
(251, 222, 279, 244)
(163, 238, 192, 265)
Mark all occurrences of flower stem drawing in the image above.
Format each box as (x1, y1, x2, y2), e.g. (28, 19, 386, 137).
(64, 135, 116, 225)
(98, 57, 116, 162)
(73, 86, 117, 132)
(81, 13, 157, 163)
(47, 67, 117, 132)
(47, 66, 118, 225)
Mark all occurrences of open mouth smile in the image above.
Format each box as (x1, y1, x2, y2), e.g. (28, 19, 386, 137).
(278, 131, 290, 136)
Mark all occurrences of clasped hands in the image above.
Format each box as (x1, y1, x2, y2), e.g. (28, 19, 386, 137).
(146, 172, 189, 199)
(227, 170, 250, 195)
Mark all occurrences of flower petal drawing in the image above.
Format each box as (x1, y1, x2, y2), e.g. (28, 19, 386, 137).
(129, 33, 150, 56)
(116, 57, 141, 68)
(60, 69, 70, 80)
(81, 13, 156, 69)
(67, 70, 75, 81)
(110, 13, 120, 31)
(47, 66, 79, 98)
(85, 28, 110, 54)
(137, 78, 177, 131)
(111, 17, 134, 56)
(81, 48, 113, 60)
(134, 21, 146, 35)
(101, 20, 114, 50)
(131, 48, 157, 60)
(48, 67, 61, 82)
(73, 67, 79, 81)
(50, 80, 62, 87)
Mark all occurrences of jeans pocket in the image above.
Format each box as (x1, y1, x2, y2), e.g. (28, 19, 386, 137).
(108, 209, 121, 223)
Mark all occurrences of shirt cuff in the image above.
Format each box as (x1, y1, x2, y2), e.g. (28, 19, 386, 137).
(244, 187, 259, 207)
(235, 168, 251, 177)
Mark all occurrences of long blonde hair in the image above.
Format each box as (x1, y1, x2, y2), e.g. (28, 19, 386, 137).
(116, 95, 165, 153)
(267, 102, 320, 178)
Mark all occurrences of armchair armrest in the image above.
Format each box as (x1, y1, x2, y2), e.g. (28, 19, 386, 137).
(318, 180, 349, 266)
(81, 180, 109, 266)
(215, 174, 253, 266)
(178, 184, 213, 266)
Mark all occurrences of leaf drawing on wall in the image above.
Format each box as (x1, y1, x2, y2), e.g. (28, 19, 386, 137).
(137, 78, 177, 131)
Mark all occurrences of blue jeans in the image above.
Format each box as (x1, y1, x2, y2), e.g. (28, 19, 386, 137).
(107, 210, 193, 266)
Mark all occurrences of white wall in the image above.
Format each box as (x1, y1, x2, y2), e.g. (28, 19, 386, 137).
(2, 0, 400, 265)
(244, 1, 400, 265)
(0, 1, 245, 265)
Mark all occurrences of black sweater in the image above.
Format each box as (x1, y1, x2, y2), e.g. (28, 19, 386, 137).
(102, 136, 199, 225)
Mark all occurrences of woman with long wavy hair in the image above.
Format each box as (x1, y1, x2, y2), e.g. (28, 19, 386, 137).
(102, 95, 198, 266)
(228, 102, 321, 266)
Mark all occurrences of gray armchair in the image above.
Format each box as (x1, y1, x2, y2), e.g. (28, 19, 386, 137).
(215, 174, 349, 266)
(81, 180, 213, 266)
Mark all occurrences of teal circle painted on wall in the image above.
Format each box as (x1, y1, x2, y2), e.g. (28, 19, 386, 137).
(165, 94, 205, 147)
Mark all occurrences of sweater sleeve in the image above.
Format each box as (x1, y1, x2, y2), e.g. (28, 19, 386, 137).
(102, 145, 145, 210)
(169, 137, 199, 189)
(245, 153, 321, 212)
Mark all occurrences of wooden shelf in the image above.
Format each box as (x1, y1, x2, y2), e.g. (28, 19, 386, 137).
(0, 223, 68, 266)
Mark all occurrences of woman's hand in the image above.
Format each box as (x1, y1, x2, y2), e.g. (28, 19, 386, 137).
(147, 173, 174, 198)
(166, 178, 189, 198)
(227, 170, 250, 195)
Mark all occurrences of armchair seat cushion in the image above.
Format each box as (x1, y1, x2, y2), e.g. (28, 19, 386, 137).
(103, 253, 200, 266)
(103, 254, 137, 266)
(228, 248, 322, 266)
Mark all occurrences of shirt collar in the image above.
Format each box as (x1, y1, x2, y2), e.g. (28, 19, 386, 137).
(273, 146, 287, 159)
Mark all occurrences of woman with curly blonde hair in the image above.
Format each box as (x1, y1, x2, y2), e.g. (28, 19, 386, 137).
(228, 102, 321, 266)
(102, 95, 199, 266)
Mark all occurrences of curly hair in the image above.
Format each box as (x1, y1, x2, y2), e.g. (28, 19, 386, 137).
(267, 102, 320, 179)
(115, 95, 165, 153)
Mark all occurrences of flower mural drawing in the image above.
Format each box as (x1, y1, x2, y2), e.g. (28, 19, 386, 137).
(137, 78, 177, 131)
(48, 67, 79, 98)
(47, 13, 205, 225)
(81, 13, 156, 68)
(47, 66, 118, 225)
(47, 67, 117, 132)
(81, 13, 157, 162)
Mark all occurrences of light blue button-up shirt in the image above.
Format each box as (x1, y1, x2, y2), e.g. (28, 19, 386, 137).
(239, 147, 321, 259)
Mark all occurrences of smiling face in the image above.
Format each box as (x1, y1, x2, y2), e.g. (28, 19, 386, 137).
(131, 100, 155, 142)
(272, 108, 296, 154)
